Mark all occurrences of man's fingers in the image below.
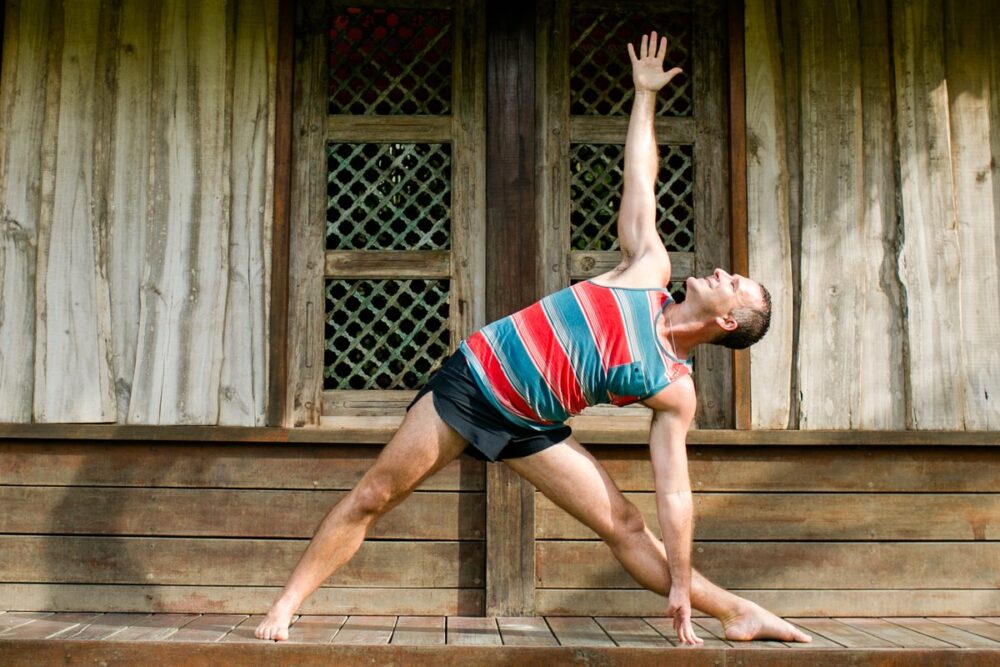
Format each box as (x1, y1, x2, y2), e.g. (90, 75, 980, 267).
(627, 42, 637, 63)
(658, 36, 668, 60)
(640, 33, 648, 58)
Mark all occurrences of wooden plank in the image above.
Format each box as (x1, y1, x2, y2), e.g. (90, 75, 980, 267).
(0, 537, 485, 588)
(34, 0, 117, 422)
(390, 616, 446, 645)
(791, 618, 895, 648)
(0, 0, 49, 422)
(496, 617, 558, 647)
(774, 619, 843, 649)
(569, 116, 696, 144)
(107, 0, 153, 421)
(128, 0, 232, 424)
(536, 492, 1000, 540)
(945, 0, 1000, 429)
(594, 617, 669, 647)
(168, 614, 249, 642)
(569, 251, 694, 280)
(0, 441, 484, 491)
(450, 0, 487, 344)
(888, 617, 1000, 648)
(331, 615, 396, 645)
(0, 613, 100, 640)
(535, 541, 1000, 589)
(287, 615, 348, 644)
(728, 0, 751, 430)
(893, 0, 965, 428)
(536, 588, 1000, 618)
(544, 616, 614, 647)
(267, 0, 294, 427)
(323, 390, 417, 416)
(693, 0, 733, 429)
(446, 616, 501, 646)
(58, 613, 151, 640)
(0, 486, 485, 540)
(745, 0, 792, 429)
(484, 0, 537, 618)
(593, 445, 1000, 492)
(929, 617, 1000, 643)
(220, 0, 277, 427)
(839, 617, 955, 648)
(284, 4, 327, 426)
(856, 0, 906, 428)
(110, 613, 200, 641)
(795, 0, 864, 429)
(327, 115, 451, 142)
(0, 612, 52, 633)
(324, 250, 451, 279)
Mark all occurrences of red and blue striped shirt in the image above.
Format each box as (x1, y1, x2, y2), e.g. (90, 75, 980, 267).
(460, 280, 692, 430)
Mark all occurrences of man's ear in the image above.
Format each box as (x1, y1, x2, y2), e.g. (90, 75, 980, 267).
(715, 313, 738, 332)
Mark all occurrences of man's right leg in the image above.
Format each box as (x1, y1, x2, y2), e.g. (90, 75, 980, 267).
(256, 392, 468, 640)
(504, 436, 811, 643)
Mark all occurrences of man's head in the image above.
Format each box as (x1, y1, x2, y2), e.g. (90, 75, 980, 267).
(684, 269, 772, 350)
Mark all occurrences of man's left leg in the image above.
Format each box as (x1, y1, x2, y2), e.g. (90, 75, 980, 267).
(504, 436, 811, 642)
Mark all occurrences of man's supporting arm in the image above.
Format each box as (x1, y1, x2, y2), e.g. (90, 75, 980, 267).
(646, 378, 702, 645)
(616, 33, 683, 279)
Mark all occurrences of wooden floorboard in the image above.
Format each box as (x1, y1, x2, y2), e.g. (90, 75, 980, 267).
(595, 617, 669, 647)
(167, 614, 248, 642)
(390, 615, 446, 645)
(546, 616, 615, 647)
(286, 615, 346, 644)
(496, 617, 558, 647)
(446, 616, 501, 646)
(890, 617, 1000, 648)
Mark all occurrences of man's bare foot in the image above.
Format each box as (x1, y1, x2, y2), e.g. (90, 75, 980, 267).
(721, 601, 812, 643)
(255, 600, 297, 641)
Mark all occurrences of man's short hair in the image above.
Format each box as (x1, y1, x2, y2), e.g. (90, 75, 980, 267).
(712, 283, 772, 350)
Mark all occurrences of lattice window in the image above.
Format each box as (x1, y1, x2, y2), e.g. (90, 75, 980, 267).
(570, 8, 692, 117)
(570, 143, 694, 252)
(327, 143, 452, 250)
(328, 7, 453, 115)
(325, 279, 450, 390)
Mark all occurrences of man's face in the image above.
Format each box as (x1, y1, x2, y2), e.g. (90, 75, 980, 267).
(684, 269, 764, 320)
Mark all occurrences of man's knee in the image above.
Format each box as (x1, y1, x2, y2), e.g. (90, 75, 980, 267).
(603, 500, 647, 547)
(349, 475, 401, 520)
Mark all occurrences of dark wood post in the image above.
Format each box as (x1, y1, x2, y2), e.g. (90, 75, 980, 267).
(484, 0, 538, 616)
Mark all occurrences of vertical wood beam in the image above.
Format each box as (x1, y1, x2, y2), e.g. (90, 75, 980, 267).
(727, 0, 751, 429)
(267, 0, 294, 426)
(485, 0, 537, 617)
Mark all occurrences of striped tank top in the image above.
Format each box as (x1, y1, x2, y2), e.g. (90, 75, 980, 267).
(459, 280, 692, 430)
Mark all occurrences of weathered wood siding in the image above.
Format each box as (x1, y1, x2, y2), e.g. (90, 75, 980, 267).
(0, 0, 275, 425)
(0, 438, 486, 615)
(536, 444, 1000, 617)
(747, 0, 999, 429)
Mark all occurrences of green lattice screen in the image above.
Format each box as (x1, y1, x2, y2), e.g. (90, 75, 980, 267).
(570, 9, 692, 117)
(328, 7, 453, 115)
(570, 143, 694, 252)
(327, 143, 452, 250)
(325, 279, 451, 390)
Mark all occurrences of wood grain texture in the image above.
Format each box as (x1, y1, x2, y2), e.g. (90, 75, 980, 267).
(129, 0, 232, 424)
(446, 616, 501, 645)
(536, 541, 1000, 589)
(944, 0, 1000, 429)
(219, 0, 277, 426)
(0, 536, 485, 588)
(892, 0, 966, 428)
(745, 0, 793, 428)
(857, 0, 906, 428)
(0, 0, 49, 422)
(693, 0, 733, 428)
(0, 584, 484, 616)
(284, 5, 326, 426)
(324, 250, 451, 278)
(0, 486, 486, 540)
(34, 0, 117, 422)
(108, 0, 154, 421)
(536, 492, 1000, 541)
(795, 0, 864, 428)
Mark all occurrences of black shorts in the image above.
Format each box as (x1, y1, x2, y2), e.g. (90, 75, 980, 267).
(408, 353, 572, 462)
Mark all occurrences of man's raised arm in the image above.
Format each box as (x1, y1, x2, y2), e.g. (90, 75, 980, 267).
(616, 32, 683, 279)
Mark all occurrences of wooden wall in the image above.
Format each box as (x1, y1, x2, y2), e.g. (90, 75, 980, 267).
(746, 0, 1000, 430)
(0, 0, 276, 425)
(0, 435, 485, 616)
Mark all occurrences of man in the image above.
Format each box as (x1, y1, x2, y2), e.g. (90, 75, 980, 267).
(257, 31, 810, 645)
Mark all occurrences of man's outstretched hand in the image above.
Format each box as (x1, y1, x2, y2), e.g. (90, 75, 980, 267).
(667, 585, 704, 645)
(628, 31, 683, 93)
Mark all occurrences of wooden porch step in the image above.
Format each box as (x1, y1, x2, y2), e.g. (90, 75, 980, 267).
(1, 612, 999, 665)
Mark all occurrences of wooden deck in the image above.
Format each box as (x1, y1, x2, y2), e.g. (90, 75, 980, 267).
(2, 612, 999, 665)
